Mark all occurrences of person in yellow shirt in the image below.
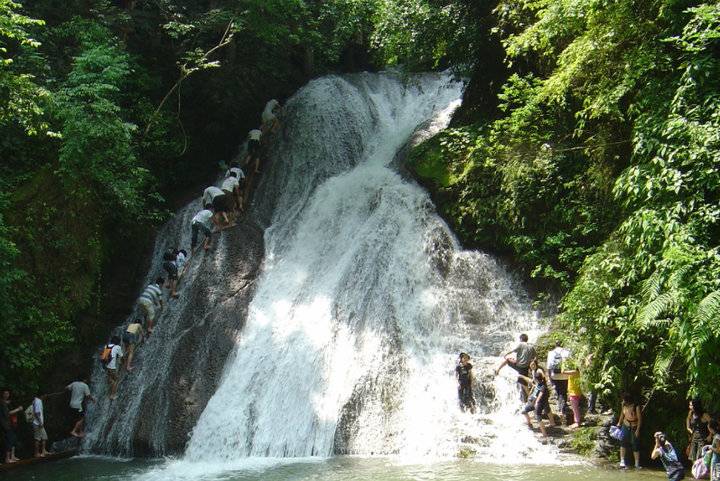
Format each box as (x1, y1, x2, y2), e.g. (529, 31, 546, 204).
(564, 360, 583, 428)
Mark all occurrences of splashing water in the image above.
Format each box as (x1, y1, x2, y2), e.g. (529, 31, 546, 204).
(176, 72, 556, 465)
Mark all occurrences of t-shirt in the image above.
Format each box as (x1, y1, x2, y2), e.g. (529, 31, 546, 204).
(202, 186, 224, 206)
(32, 397, 43, 426)
(658, 444, 684, 478)
(222, 176, 239, 192)
(107, 344, 123, 370)
(513, 342, 536, 368)
(262, 99, 279, 124)
(546, 347, 569, 373)
(531, 379, 548, 403)
(0, 402, 10, 432)
(67, 381, 91, 410)
(226, 167, 245, 179)
(248, 129, 262, 141)
(192, 209, 214, 230)
(176, 252, 187, 270)
(126, 323, 142, 335)
(567, 372, 582, 397)
(140, 283, 162, 306)
(456, 363, 473, 387)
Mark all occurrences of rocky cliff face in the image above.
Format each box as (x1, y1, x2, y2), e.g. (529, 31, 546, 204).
(84, 208, 265, 456)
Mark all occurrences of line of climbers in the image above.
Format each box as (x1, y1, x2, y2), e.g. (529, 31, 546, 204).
(98, 98, 283, 403)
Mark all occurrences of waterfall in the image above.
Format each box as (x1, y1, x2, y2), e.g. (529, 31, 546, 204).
(181, 72, 548, 462)
(86, 72, 553, 468)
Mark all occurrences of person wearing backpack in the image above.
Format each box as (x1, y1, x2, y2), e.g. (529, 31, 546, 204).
(546, 341, 570, 414)
(103, 335, 124, 400)
(31, 392, 50, 457)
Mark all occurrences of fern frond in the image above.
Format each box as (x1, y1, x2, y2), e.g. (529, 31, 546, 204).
(637, 291, 679, 327)
(640, 271, 663, 300)
(694, 290, 720, 336)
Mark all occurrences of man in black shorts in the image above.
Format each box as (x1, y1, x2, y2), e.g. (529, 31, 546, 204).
(202, 186, 230, 227)
(494, 333, 537, 401)
(66, 378, 95, 437)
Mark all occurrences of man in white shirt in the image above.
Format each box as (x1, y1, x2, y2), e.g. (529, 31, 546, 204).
(546, 341, 571, 413)
(66, 378, 95, 437)
(191, 206, 219, 252)
(32, 394, 49, 457)
(247, 129, 262, 173)
(202, 186, 230, 227)
(261, 99, 280, 133)
(221, 171, 242, 214)
(105, 335, 124, 400)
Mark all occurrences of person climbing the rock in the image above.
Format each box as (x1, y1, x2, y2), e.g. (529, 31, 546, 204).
(222, 170, 242, 215)
(31, 392, 50, 457)
(261, 99, 281, 134)
(1, 390, 21, 463)
(247, 129, 262, 173)
(162, 249, 179, 298)
(202, 186, 230, 228)
(191, 205, 219, 253)
(494, 333, 537, 401)
(546, 340, 570, 414)
(617, 392, 642, 469)
(122, 320, 144, 371)
(651, 432, 685, 481)
(519, 367, 555, 438)
(137, 277, 164, 334)
(104, 335, 123, 400)
(455, 353, 476, 414)
(66, 378, 95, 438)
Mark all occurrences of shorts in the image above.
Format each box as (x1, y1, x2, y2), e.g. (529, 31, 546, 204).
(211, 194, 230, 213)
(70, 406, 84, 422)
(122, 331, 138, 345)
(138, 297, 156, 322)
(3, 428, 16, 448)
(523, 398, 550, 419)
(33, 425, 48, 441)
(248, 138, 260, 156)
(621, 424, 640, 451)
(668, 468, 685, 481)
(106, 367, 119, 382)
(458, 385, 476, 411)
(508, 363, 529, 377)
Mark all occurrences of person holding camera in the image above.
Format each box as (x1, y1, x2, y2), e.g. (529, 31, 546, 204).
(651, 431, 685, 481)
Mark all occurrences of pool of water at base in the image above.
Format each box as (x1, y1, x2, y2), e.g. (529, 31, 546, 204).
(3, 456, 669, 481)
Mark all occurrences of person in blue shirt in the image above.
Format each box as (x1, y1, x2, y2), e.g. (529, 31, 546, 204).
(651, 432, 685, 481)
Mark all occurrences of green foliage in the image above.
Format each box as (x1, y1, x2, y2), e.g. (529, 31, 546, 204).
(569, 427, 597, 457)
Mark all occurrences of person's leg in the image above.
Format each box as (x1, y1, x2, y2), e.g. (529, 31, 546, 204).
(126, 343, 136, 371)
(71, 416, 83, 436)
(588, 391, 597, 413)
(203, 225, 212, 250)
(570, 395, 581, 426)
(556, 380, 568, 414)
(619, 446, 627, 468)
(41, 436, 49, 456)
(191, 222, 199, 251)
(631, 431, 640, 467)
(34, 438, 41, 457)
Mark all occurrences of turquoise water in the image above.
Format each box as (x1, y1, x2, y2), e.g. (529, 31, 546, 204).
(2, 456, 668, 481)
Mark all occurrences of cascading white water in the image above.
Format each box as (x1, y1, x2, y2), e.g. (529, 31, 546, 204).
(177, 72, 554, 465)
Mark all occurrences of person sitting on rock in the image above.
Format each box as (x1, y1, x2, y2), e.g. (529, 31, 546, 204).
(455, 353, 476, 414)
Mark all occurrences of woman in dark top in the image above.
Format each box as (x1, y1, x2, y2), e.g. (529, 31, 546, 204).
(1, 390, 23, 463)
(686, 398, 711, 461)
(455, 353, 476, 414)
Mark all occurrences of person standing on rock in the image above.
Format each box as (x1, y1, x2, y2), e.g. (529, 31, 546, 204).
(494, 333, 537, 401)
(651, 432, 685, 481)
(1, 389, 22, 463)
(686, 398, 711, 462)
(66, 378, 95, 437)
(546, 340, 570, 414)
(31, 392, 50, 457)
(519, 367, 555, 438)
(455, 353, 476, 414)
(617, 392, 642, 469)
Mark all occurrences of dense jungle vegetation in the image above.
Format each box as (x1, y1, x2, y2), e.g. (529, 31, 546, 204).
(1, 0, 719, 436)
